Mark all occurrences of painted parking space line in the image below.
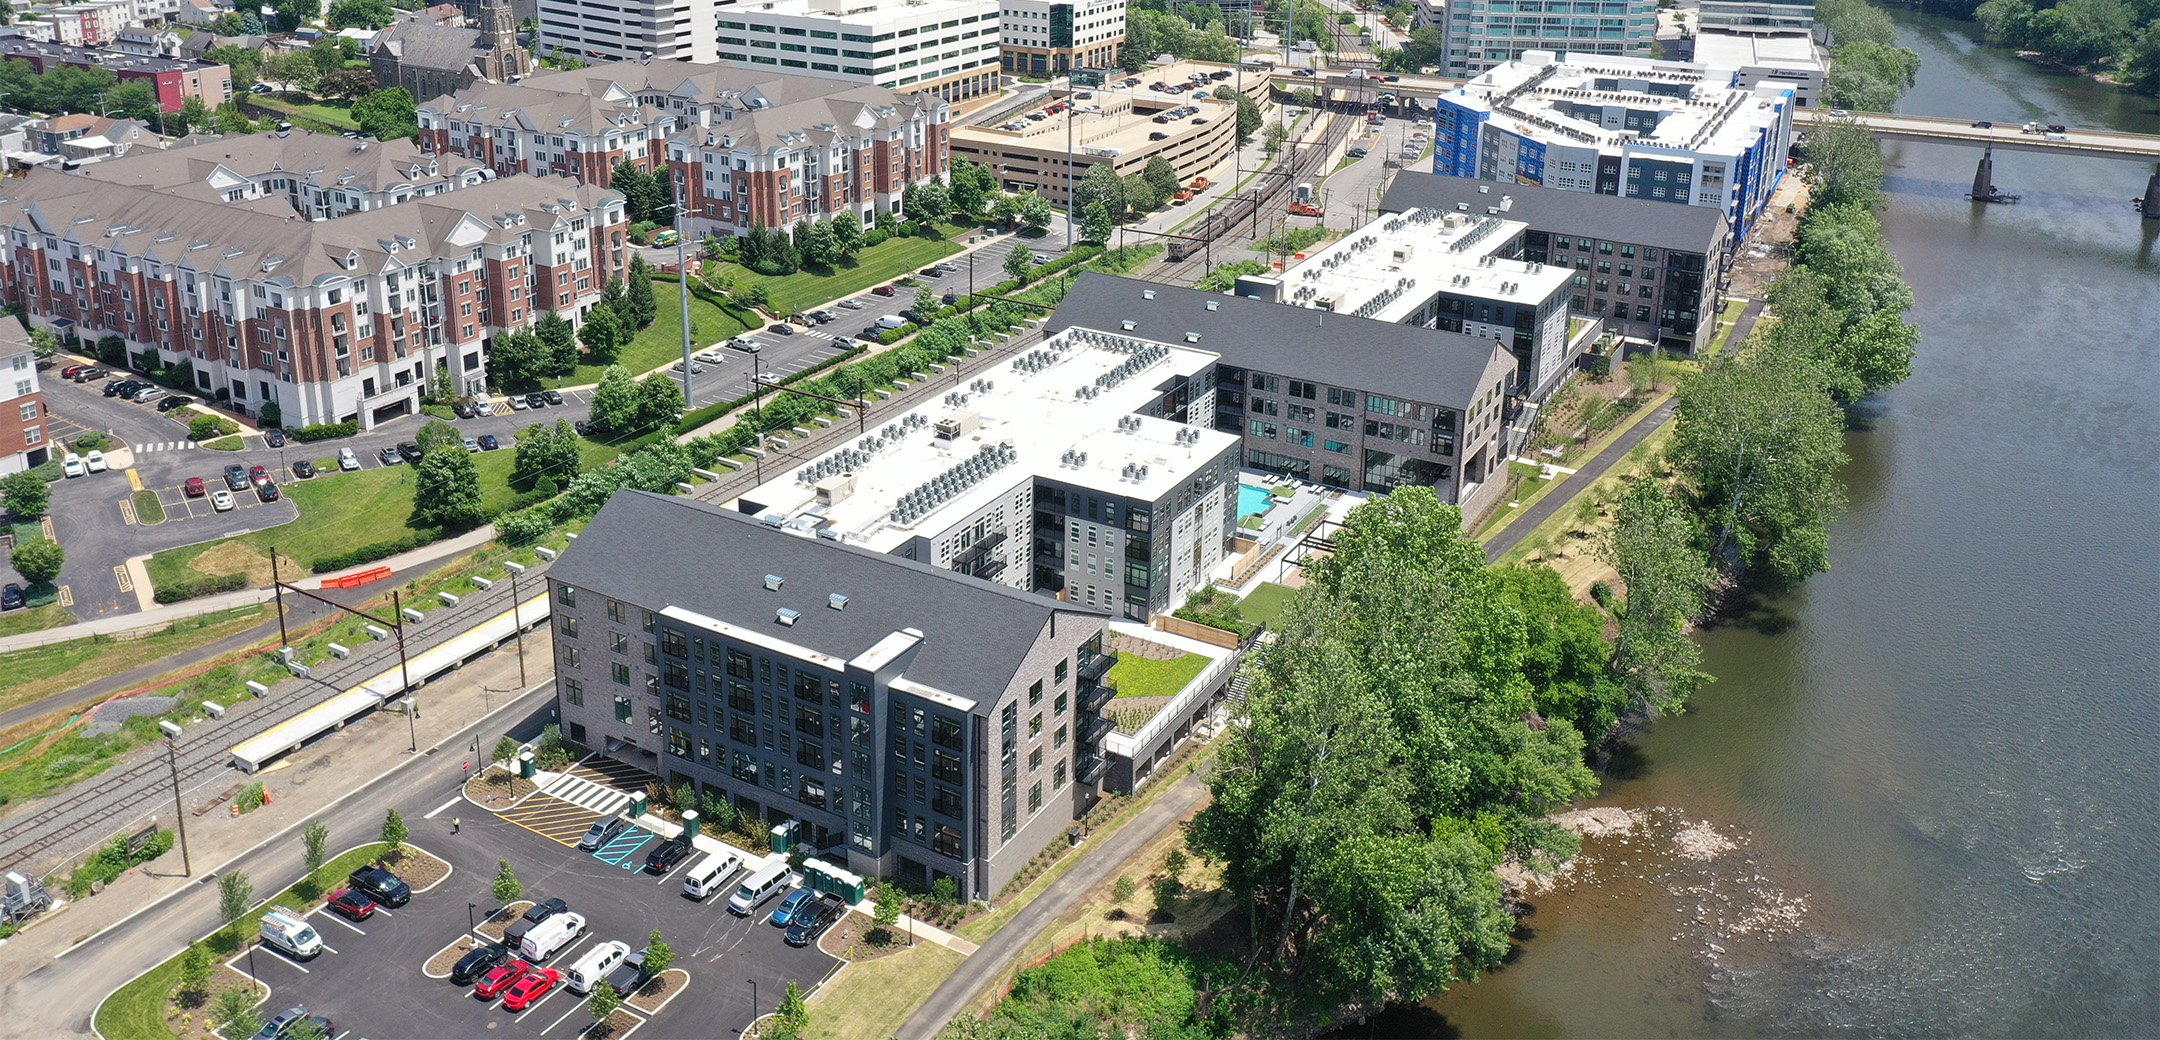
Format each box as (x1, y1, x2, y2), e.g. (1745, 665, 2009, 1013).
(318, 912, 367, 936)
(593, 829, 653, 868)
(56, 585, 72, 608)
(540, 998, 587, 1035)
(424, 796, 462, 819)
(112, 565, 134, 593)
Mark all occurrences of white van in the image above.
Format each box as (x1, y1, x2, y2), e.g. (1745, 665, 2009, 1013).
(682, 850, 744, 901)
(259, 908, 323, 960)
(727, 861, 791, 916)
(873, 314, 909, 331)
(564, 940, 630, 994)
(518, 910, 586, 962)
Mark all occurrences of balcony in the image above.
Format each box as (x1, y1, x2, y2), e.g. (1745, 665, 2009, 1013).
(1075, 748, 1105, 783)
(1080, 650, 1115, 684)
(1081, 715, 1114, 745)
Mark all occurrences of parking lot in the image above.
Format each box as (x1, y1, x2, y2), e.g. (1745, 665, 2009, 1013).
(224, 800, 839, 1039)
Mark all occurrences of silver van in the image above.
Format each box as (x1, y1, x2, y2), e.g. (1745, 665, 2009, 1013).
(518, 910, 586, 962)
(682, 850, 744, 901)
(564, 940, 630, 994)
(727, 861, 791, 916)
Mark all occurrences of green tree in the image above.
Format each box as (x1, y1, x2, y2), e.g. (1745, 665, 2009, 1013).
(533, 311, 578, 376)
(1234, 91, 1263, 141)
(586, 981, 621, 1023)
(587, 365, 641, 436)
(1073, 162, 1125, 218)
(643, 928, 674, 974)
(268, 0, 310, 32)
(797, 219, 838, 268)
(828, 210, 863, 257)
(217, 871, 253, 927)
(351, 86, 418, 141)
(1263, 120, 1289, 154)
(263, 50, 320, 91)
(486, 328, 549, 388)
(1667, 349, 1850, 586)
(177, 941, 214, 1003)
(1017, 193, 1053, 231)
(493, 735, 521, 766)
(636, 373, 684, 431)
(1142, 155, 1181, 200)
(1, 470, 49, 518)
(302, 821, 329, 874)
(577, 304, 626, 362)
(412, 418, 459, 454)
(9, 537, 61, 585)
(308, 38, 347, 77)
(872, 883, 903, 937)
(1002, 244, 1033, 285)
(379, 807, 409, 854)
(1801, 118, 1888, 211)
(317, 68, 375, 103)
(213, 986, 261, 1040)
(948, 157, 996, 217)
(1078, 200, 1114, 244)
(511, 418, 581, 490)
(1122, 173, 1160, 214)
(903, 179, 951, 226)
(624, 255, 658, 329)
(1162, 847, 1188, 880)
(1110, 874, 1135, 908)
(1151, 876, 1182, 915)
(492, 859, 523, 905)
(611, 162, 663, 224)
(105, 80, 160, 122)
(1600, 481, 1714, 717)
(326, 0, 394, 28)
(769, 979, 809, 1038)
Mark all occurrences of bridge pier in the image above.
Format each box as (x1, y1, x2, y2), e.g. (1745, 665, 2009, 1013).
(1972, 145, 1995, 200)
(2143, 163, 2160, 220)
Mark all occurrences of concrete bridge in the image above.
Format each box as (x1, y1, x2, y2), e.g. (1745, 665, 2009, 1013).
(1794, 109, 2160, 217)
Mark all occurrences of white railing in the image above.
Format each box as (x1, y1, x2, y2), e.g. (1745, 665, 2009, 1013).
(1101, 648, 1238, 760)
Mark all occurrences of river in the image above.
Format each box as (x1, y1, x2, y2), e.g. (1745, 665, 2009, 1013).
(1340, 10, 2160, 1038)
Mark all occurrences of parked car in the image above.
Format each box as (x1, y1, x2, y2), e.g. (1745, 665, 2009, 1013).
(84, 450, 108, 473)
(131, 387, 167, 403)
(249, 464, 270, 486)
(573, 420, 595, 437)
(291, 459, 315, 479)
(577, 816, 631, 851)
(1033, 253, 1052, 264)
(473, 959, 533, 999)
(255, 481, 280, 503)
(451, 942, 513, 985)
(672, 361, 703, 374)
(478, 434, 500, 451)
(836, 298, 866, 309)
(727, 336, 761, 353)
(1, 584, 24, 611)
(644, 835, 695, 874)
(476, 398, 495, 416)
(346, 865, 411, 907)
(784, 894, 847, 947)
(157, 396, 194, 412)
(212, 489, 235, 512)
(771, 889, 816, 927)
(251, 1007, 333, 1040)
(60, 453, 84, 478)
(525, 392, 548, 409)
(326, 888, 376, 921)
(184, 476, 206, 497)
(870, 285, 897, 297)
(500, 967, 562, 1011)
(263, 428, 285, 447)
(503, 898, 569, 945)
(452, 399, 478, 419)
(76, 367, 107, 382)
(769, 322, 794, 336)
(829, 336, 858, 349)
(1149, 131, 1169, 141)
(542, 390, 564, 406)
(810, 308, 838, 322)
(377, 446, 401, 465)
(462, 436, 481, 453)
(338, 447, 360, 471)
(508, 395, 529, 411)
(60, 365, 81, 379)
(223, 464, 249, 491)
(396, 441, 424, 464)
(103, 380, 137, 397)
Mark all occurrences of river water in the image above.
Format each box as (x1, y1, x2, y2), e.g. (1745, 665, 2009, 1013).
(1341, 10, 2160, 1038)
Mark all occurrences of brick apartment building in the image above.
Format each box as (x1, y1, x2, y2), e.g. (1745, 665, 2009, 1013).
(419, 59, 950, 239)
(0, 323, 49, 477)
(0, 134, 629, 429)
(0, 39, 232, 113)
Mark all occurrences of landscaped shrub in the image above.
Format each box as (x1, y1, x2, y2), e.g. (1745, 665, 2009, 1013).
(310, 528, 439, 573)
(65, 829, 175, 898)
(187, 414, 240, 441)
(290, 421, 359, 442)
(152, 573, 249, 604)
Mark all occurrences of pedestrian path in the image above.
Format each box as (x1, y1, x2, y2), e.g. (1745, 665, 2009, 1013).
(129, 440, 199, 454)
(535, 771, 634, 817)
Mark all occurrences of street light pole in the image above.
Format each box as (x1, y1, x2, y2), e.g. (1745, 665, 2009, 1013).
(747, 978, 758, 1030)
(393, 590, 417, 754)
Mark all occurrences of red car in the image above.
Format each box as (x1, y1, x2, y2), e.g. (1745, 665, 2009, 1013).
(60, 365, 82, 378)
(326, 887, 375, 921)
(248, 464, 270, 487)
(499, 967, 562, 1011)
(473, 958, 532, 999)
(870, 285, 897, 297)
(183, 476, 205, 497)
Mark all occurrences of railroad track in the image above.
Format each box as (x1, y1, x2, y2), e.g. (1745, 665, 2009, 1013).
(1152, 111, 1354, 287)
(0, 565, 554, 874)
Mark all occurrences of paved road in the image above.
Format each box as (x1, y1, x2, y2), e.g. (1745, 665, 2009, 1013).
(1482, 298, 1767, 562)
(898, 767, 1213, 1040)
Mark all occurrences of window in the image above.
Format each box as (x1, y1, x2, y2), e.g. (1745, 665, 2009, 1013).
(930, 713, 963, 749)
(560, 616, 580, 638)
(1053, 758, 1068, 789)
(1028, 679, 1043, 706)
(563, 647, 582, 667)
(1055, 659, 1069, 684)
(727, 649, 753, 679)
(932, 785, 961, 818)
(661, 630, 685, 657)
(1054, 692, 1068, 716)
(557, 585, 577, 607)
(610, 631, 629, 655)
(1028, 781, 1042, 814)
(933, 823, 962, 858)
(606, 600, 625, 623)
(1054, 724, 1068, 749)
(563, 678, 583, 706)
(932, 748, 963, 783)
(612, 662, 631, 685)
(614, 696, 632, 723)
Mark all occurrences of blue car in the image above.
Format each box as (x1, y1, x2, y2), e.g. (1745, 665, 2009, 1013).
(771, 889, 814, 927)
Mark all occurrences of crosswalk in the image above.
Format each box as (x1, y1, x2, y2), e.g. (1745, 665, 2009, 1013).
(537, 772, 634, 817)
(132, 440, 199, 454)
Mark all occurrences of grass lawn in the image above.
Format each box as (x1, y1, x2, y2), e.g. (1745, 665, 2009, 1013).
(802, 943, 965, 1040)
(1105, 651, 1210, 701)
(258, 95, 359, 130)
(0, 606, 265, 720)
(201, 436, 243, 451)
(543, 282, 750, 388)
(1236, 581, 1297, 626)
(1496, 420, 1679, 598)
(131, 488, 165, 524)
(94, 842, 403, 1040)
(710, 235, 963, 317)
(0, 602, 73, 639)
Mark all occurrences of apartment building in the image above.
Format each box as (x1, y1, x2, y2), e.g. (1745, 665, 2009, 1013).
(727, 327, 1242, 621)
(1047, 274, 1519, 521)
(1380, 171, 1728, 353)
(80, 133, 497, 219)
(420, 81, 679, 185)
(537, 0, 719, 65)
(549, 488, 1119, 900)
(0, 139, 628, 429)
(0, 324, 49, 477)
(1433, 50, 1795, 244)
(999, 0, 1124, 76)
(1439, 0, 1655, 77)
(715, 0, 1002, 104)
(1691, 29, 1823, 108)
(1699, 0, 1813, 34)
(0, 39, 233, 113)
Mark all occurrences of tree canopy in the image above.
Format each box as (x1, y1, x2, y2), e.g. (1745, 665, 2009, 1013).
(352, 87, 418, 142)
(412, 445, 485, 531)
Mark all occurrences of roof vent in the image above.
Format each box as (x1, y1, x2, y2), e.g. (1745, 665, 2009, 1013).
(763, 573, 785, 591)
(1141, 289, 1156, 299)
(828, 593, 848, 611)
(1204, 300, 1219, 311)
(775, 607, 802, 626)
(1121, 320, 1136, 330)
(1184, 332, 1200, 343)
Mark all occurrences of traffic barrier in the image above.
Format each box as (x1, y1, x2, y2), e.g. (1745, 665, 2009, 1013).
(321, 566, 393, 589)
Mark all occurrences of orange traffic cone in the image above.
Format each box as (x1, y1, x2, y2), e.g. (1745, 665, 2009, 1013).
(263, 788, 273, 805)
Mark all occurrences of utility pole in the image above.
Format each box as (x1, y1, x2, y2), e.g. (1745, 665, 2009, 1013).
(393, 590, 416, 753)
(509, 567, 527, 688)
(159, 721, 192, 877)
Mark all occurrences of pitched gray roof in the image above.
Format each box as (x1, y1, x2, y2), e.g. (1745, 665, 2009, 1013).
(1045, 272, 1515, 409)
(552, 491, 1105, 703)
(1379, 171, 1728, 254)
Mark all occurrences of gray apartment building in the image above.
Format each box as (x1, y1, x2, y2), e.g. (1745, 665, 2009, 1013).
(1380, 172, 1730, 354)
(1047, 275, 1520, 522)
(549, 490, 1117, 899)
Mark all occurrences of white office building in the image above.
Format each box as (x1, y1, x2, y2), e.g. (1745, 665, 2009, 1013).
(1691, 29, 1823, 108)
(1439, 0, 1656, 77)
(998, 0, 1125, 76)
(538, 0, 720, 64)
(716, 0, 1003, 103)
(1699, 0, 1814, 35)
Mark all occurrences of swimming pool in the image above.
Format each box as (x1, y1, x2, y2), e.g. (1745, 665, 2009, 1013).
(1237, 484, 1272, 518)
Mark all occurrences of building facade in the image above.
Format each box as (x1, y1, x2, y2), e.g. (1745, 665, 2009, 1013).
(0, 39, 232, 113)
(1047, 275, 1519, 521)
(549, 489, 1118, 900)
(1433, 51, 1795, 245)
(999, 0, 1124, 76)
(1439, 0, 1655, 77)
(537, 0, 719, 65)
(0, 140, 628, 428)
(948, 90, 1237, 209)
(0, 325, 49, 477)
(714, 0, 1001, 104)
(370, 0, 533, 101)
(1700, 0, 1813, 34)
(1379, 171, 1728, 353)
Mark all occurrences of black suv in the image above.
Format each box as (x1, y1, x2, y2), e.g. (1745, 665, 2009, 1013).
(395, 441, 424, 464)
(503, 897, 569, 944)
(346, 865, 411, 907)
(643, 835, 694, 875)
(2, 584, 24, 611)
(449, 941, 512, 984)
(223, 464, 250, 492)
(784, 893, 847, 947)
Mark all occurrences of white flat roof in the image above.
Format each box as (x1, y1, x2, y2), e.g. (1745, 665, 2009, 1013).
(1279, 208, 1573, 319)
(1692, 30, 1823, 70)
(731, 330, 1238, 551)
(1454, 52, 1790, 157)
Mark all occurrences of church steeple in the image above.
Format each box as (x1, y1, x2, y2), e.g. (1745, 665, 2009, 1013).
(472, 0, 530, 83)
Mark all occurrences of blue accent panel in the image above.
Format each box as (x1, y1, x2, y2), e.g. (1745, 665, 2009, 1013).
(1517, 137, 1545, 184)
